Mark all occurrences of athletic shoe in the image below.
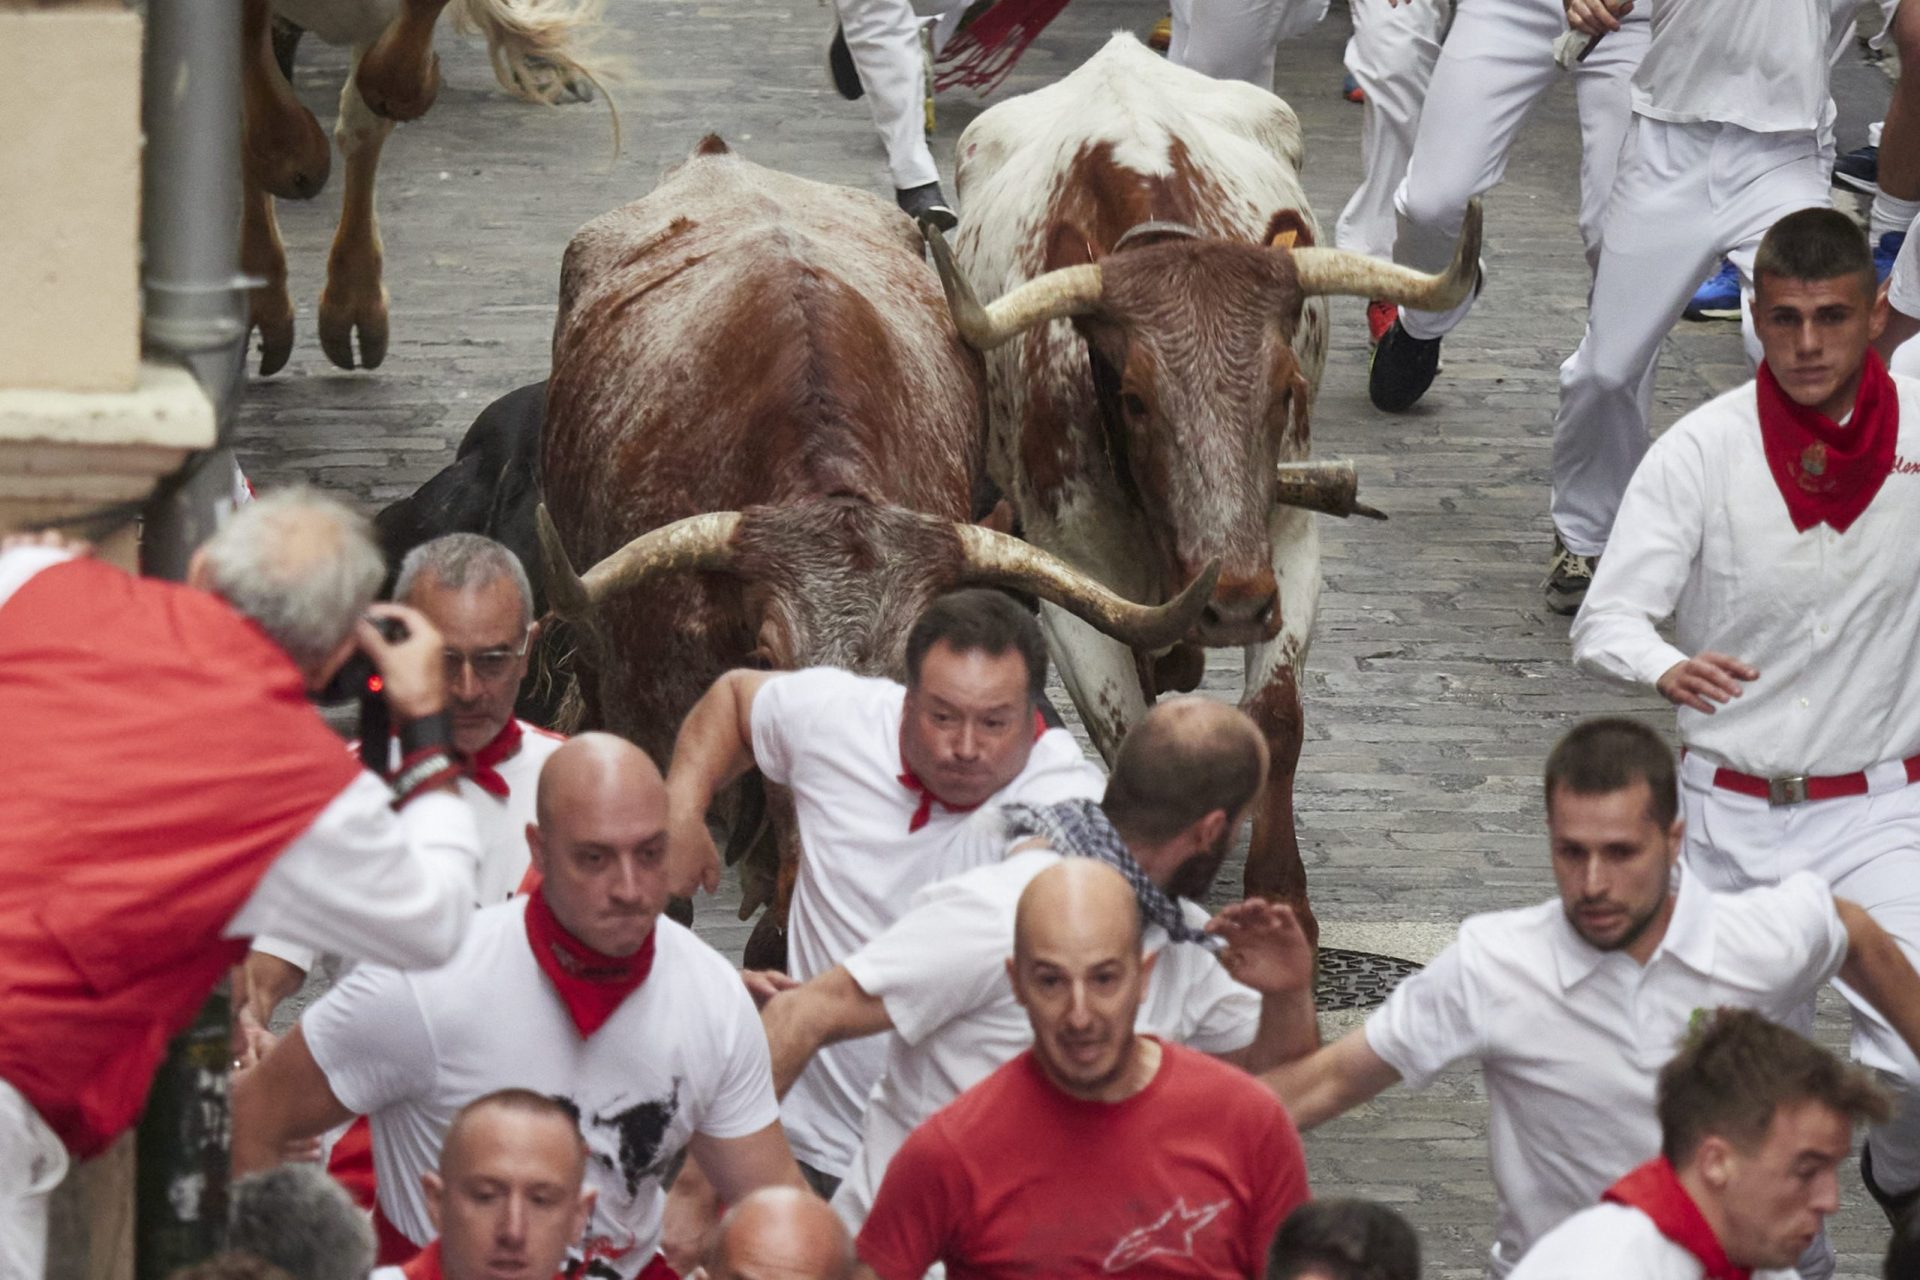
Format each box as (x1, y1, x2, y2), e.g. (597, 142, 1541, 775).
(1148, 14, 1172, 50)
(1342, 72, 1365, 103)
(1682, 258, 1742, 321)
(828, 25, 864, 100)
(1368, 319, 1442, 411)
(1876, 230, 1906, 285)
(1542, 535, 1597, 616)
(1365, 299, 1397, 346)
(898, 182, 958, 231)
(1832, 144, 1880, 196)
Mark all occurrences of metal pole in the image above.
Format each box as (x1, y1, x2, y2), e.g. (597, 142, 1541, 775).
(138, 0, 251, 582)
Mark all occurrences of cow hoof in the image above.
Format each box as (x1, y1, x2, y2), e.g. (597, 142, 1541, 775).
(318, 286, 389, 371)
(507, 55, 594, 105)
(356, 50, 441, 122)
(249, 290, 294, 377)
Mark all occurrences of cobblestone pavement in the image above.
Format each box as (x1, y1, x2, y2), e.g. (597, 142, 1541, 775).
(239, 4, 1894, 1275)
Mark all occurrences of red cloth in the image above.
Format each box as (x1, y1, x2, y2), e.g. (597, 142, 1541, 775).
(0, 558, 360, 1157)
(933, 0, 1071, 96)
(857, 1042, 1309, 1280)
(1603, 1157, 1750, 1280)
(897, 711, 1048, 833)
(463, 717, 523, 798)
(524, 887, 656, 1037)
(1756, 348, 1899, 534)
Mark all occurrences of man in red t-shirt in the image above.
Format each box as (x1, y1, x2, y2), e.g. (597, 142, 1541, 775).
(854, 860, 1309, 1279)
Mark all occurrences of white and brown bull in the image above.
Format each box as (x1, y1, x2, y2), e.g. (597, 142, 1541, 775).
(934, 34, 1481, 945)
(241, 0, 604, 373)
(536, 136, 1213, 957)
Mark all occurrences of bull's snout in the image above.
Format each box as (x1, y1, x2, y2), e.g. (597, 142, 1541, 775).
(1195, 569, 1281, 646)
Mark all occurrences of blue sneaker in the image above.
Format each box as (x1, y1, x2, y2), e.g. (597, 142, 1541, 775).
(1683, 258, 1742, 321)
(1876, 231, 1905, 285)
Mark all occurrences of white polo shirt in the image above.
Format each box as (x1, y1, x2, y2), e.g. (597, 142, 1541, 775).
(830, 847, 1262, 1231)
(752, 667, 1104, 1178)
(1364, 871, 1846, 1276)
(1507, 1201, 1798, 1280)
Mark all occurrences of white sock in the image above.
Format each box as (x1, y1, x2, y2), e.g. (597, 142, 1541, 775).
(1872, 192, 1920, 242)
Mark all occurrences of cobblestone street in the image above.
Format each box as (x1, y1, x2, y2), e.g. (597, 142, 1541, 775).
(236, 3, 1897, 1274)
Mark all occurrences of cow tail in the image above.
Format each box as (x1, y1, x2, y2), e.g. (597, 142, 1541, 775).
(451, 0, 624, 150)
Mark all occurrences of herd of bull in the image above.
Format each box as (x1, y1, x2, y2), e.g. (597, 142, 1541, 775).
(346, 33, 1482, 954)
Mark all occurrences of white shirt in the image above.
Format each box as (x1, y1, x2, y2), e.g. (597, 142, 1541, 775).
(1571, 375, 1920, 776)
(1508, 1201, 1798, 1280)
(830, 847, 1262, 1230)
(1630, 0, 1837, 135)
(0, 547, 482, 977)
(305, 899, 779, 1280)
(254, 720, 566, 973)
(1364, 872, 1846, 1275)
(752, 668, 1105, 1177)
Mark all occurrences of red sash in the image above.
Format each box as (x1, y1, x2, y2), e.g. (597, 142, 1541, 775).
(1603, 1157, 1750, 1280)
(524, 888, 656, 1037)
(898, 711, 1048, 833)
(1756, 349, 1899, 534)
(464, 717, 523, 798)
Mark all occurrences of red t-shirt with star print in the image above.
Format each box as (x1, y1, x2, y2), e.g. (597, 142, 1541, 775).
(855, 1040, 1308, 1279)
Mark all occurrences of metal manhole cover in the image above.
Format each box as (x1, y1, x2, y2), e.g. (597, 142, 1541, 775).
(1315, 947, 1423, 1011)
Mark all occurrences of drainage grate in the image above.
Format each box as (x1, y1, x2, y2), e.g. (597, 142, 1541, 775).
(1315, 947, 1423, 1011)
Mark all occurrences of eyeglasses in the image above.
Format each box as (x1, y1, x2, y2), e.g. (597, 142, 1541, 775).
(443, 627, 533, 683)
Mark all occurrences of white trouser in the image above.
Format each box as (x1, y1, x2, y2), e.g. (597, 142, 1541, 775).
(1680, 756, 1920, 1198)
(1549, 118, 1828, 554)
(1390, 0, 1649, 339)
(1335, 0, 1450, 258)
(0, 1079, 68, 1280)
(833, 0, 970, 190)
(1169, 0, 1329, 87)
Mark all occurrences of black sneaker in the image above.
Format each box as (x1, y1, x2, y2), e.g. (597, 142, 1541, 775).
(898, 182, 958, 232)
(1543, 535, 1598, 616)
(1368, 319, 1442, 412)
(829, 25, 864, 100)
(1833, 144, 1879, 196)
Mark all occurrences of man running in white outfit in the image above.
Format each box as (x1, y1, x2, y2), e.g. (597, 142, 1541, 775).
(1364, 0, 1651, 413)
(1263, 718, 1920, 1280)
(1167, 0, 1330, 87)
(1574, 208, 1920, 1232)
(1541, 0, 1845, 612)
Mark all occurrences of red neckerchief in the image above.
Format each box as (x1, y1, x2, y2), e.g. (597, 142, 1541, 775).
(898, 710, 1049, 833)
(462, 717, 524, 799)
(1756, 348, 1899, 534)
(1603, 1157, 1749, 1280)
(399, 1240, 443, 1280)
(523, 888, 655, 1038)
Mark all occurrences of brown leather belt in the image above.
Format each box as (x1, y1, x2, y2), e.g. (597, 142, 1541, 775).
(1709, 755, 1920, 806)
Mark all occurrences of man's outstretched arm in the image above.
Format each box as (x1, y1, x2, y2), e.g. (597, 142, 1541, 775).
(663, 669, 775, 896)
(230, 1025, 355, 1174)
(762, 966, 895, 1098)
(1261, 1026, 1404, 1130)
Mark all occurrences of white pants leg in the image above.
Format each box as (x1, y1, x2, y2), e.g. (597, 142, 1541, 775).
(1169, 0, 1329, 87)
(1335, 0, 1449, 258)
(0, 1080, 67, 1280)
(833, 0, 969, 190)
(1682, 769, 1920, 1197)
(1548, 119, 1827, 555)
(1391, 0, 1648, 339)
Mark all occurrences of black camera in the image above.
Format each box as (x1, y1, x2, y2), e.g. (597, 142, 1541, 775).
(316, 615, 410, 774)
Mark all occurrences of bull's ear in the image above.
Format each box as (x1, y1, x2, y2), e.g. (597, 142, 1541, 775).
(1045, 219, 1101, 272)
(1262, 210, 1316, 250)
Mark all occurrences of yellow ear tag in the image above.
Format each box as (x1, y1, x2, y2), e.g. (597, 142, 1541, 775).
(1270, 229, 1299, 250)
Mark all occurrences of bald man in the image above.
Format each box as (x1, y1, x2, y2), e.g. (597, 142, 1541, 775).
(754, 698, 1316, 1234)
(371, 1089, 595, 1280)
(234, 734, 806, 1280)
(855, 862, 1310, 1279)
(697, 1187, 855, 1280)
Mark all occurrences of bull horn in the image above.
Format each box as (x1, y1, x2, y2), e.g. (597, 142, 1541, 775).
(535, 503, 742, 620)
(924, 223, 1103, 351)
(1285, 199, 1482, 311)
(1274, 460, 1387, 521)
(951, 524, 1221, 650)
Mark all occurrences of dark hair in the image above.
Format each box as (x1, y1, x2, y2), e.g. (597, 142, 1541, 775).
(227, 1165, 374, 1280)
(1754, 208, 1875, 296)
(1659, 1008, 1890, 1166)
(1267, 1199, 1421, 1280)
(1102, 699, 1265, 844)
(1543, 718, 1677, 828)
(904, 589, 1048, 705)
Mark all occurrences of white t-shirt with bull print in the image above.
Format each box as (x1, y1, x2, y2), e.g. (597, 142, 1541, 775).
(305, 898, 778, 1280)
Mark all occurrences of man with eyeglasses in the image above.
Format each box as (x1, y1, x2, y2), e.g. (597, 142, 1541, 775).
(244, 533, 563, 1029)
